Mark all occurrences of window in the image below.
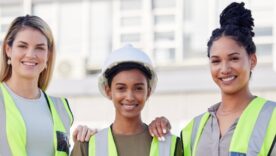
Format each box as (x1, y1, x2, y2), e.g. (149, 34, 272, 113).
(152, 0, 175, 9)
(120, 0, 142, 10)
(183, 0, 192, 21)
(59, 2, 82, 54)
(0, 4, 22, 45)
(121, 16, 141, 27)
(154, 31, 174, 42)
(0, 24, 9, 33)
(154, 15, 175, 25)
(255, 27, 272, 36)
(0, 4, 22, 17)
(121, 33, 140, 42)
(257, 44, 272, 56)
(155, 48, 175, 62)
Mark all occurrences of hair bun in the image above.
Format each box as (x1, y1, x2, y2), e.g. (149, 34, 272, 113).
(220, 2, 254, 37)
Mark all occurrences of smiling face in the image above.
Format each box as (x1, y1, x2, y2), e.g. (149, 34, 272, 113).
(5, 27, 48, 82)
(209, 36, 256, 95)
(105, 69, 151, 119)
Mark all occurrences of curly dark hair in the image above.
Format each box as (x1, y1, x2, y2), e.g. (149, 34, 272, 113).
(207, 2, 256, 57)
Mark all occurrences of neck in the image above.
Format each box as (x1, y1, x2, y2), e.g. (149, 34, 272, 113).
(219, 88, 254, 115)
(5, 76, 40, 99)
(112, 115, 145, 135)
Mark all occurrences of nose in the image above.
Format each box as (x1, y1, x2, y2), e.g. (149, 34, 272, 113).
(126, 90, 135, 102)
(221, 61, 231, 75)
(25, 48, 36, 58)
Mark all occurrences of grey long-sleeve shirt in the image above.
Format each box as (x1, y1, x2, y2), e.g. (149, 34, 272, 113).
(195, 103, 276, 156)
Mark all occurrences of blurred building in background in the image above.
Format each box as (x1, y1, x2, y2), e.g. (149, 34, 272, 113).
(1, 0, 276, 135)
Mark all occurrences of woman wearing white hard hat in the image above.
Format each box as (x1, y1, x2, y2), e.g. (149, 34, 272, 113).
(71, 44, 182, 156)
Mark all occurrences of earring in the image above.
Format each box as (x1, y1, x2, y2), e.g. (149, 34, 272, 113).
(7, 58, 11, 65)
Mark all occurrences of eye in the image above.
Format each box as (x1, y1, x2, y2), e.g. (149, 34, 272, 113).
(18, 45, 27, 49)
(230, 57, 239, 61)
(210, 59, 220, 64)
(135, 86, 145, 91)
(37, 47, 46, 50)
(116, 86, 126, 92)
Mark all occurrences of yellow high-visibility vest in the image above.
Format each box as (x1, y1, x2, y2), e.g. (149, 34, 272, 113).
(182, 97, 276, 156)
(88, 127, 178, 156)
(0, 83, 74, 156)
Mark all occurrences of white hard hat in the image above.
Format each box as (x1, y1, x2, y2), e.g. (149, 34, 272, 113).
(98, 44, 157, 98)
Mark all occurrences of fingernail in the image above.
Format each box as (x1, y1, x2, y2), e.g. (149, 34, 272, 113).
(163, 129, 166, 134)
(158, 137, 161, 141)
(162, 136, 166, 141)
(150, 133, 154, 137)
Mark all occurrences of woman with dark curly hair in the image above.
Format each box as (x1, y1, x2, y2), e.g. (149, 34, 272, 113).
(149, 2, 276, 156)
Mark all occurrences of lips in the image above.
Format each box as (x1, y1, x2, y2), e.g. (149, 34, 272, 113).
(22, 61, 37, 66)
(221, 76, 235, 81)
(219, 75, 236, 85)
(121, 103, 138, 111)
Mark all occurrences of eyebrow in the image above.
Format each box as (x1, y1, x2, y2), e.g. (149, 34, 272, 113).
(17, 41, 47, 46)
(36, 43, 47, 47)
(115, 83, 125, 86)
(134, 83, 145, 86)
(210, 52, 240, 58)
(115, 83, 145, 86)
(17, 41, 28, 45)
(228, 52, 240, 56)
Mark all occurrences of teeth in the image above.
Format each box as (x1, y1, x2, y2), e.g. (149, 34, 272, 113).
(222, 76, 235, 82)
(122, 104, 136, 110)
(23, 62, 36, 66)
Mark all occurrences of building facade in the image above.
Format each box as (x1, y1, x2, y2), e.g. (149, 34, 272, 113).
(1, 0, 276, 135)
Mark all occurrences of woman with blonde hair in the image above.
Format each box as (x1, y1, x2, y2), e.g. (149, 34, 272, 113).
(0, 15, 93, 156)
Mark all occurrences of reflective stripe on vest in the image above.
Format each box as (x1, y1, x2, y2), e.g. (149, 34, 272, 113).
(182, 113, 209, 156)
(182, 97, 276, 156)
(0, 83, 73, 156)
(88, 127, 177, 156)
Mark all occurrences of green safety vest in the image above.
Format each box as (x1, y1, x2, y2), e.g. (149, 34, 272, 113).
(0, 83, 74, 156)
(181, 97, 276, 156)
(88, 127, 178, 156)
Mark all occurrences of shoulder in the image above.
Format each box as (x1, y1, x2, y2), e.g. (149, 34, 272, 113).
(44, 92, 74, 124)
(265, 99, 276, 106)
(256, 97, 276, 114)
(184, 112, 210, 129)
(45, 93, 69, 103)
(44, 92, 71, 111)
(88, 127, 110, 142)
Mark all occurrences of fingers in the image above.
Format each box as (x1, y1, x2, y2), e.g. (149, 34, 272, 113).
(84, 129, 97, 142)
(79, 125, 88, 142)
(149, 117, 171, 141)
(149, 120, 162, 138)
(73, 125, 98, 143)
(160, 116, 171, 133)
(155, 117, 165, 139)
(72, 127, 79, 143)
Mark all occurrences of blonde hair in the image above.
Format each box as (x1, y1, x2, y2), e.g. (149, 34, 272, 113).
(0, 15, 55, 91)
